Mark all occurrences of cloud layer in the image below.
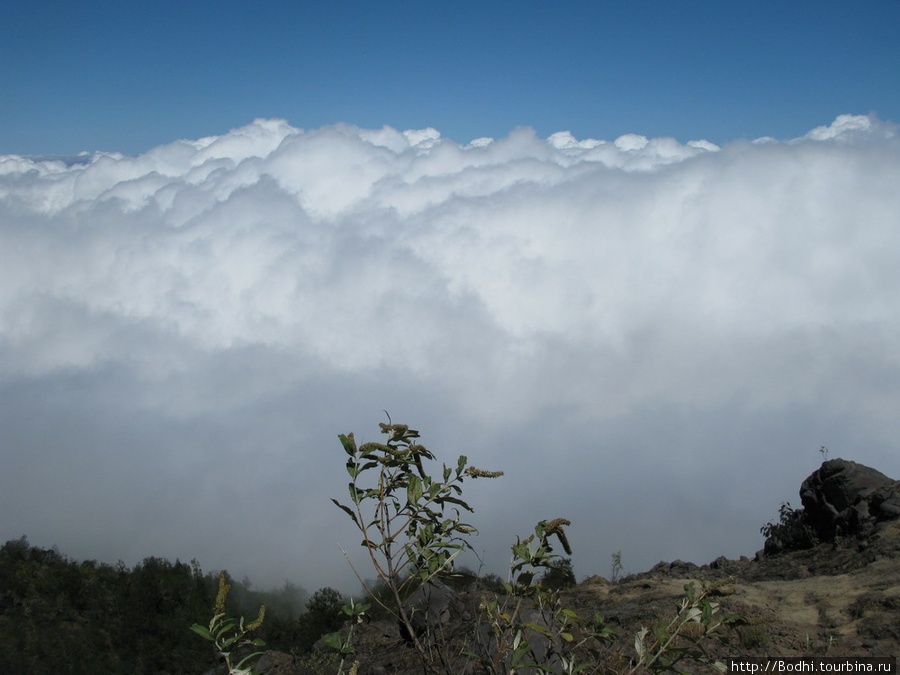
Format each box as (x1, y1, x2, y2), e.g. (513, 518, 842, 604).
(2, 115, 900, 589)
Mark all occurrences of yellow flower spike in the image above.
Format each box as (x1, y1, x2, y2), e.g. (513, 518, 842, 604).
(214, 571, 231, 615)
(464, 466, 504, 478)
(246, 604, 266, 632)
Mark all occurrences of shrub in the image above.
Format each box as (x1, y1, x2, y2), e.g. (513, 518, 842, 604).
(760, 502, 818, 555)
(331, 418, 502, 671)
(190, 572, 266, 675)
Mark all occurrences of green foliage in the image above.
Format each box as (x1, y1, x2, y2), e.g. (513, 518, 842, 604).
(629, 582, 743, 674)
(191, 571, 266, 675)
(331, 417, 502, 671)
(760, 501, 818, 553)
(540, 558, 576, 592)
(471, 519, 616, 674)
(508, 519, 573, 598)
(610, 551, 624, 584)
(285, 586, 352, 654)
(0, 536, 313, 673)
(320, 598, 369, 674)
(306, 586, 344, 619)
(0, 536, 215, 674)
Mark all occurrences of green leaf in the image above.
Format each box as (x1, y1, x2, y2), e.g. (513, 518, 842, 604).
(457, 455, 468, 474)
(190, 624, 212, 640)
(214, 618, 238, 637)
(322, 632, 343, 650)
(234, 650, 266, 670)
(407, 474, 423, 505)
(635, 627, 648, 657)
(339, 433, 357, 456)
(522, 621, 551, 637)
(684, 582, 697, 602)
(331, 499, 360, 527)
(684, 607, 702, 622)
(441, 495, 472, 511)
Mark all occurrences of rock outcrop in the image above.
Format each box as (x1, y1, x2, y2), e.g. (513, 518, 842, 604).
(760, 458, 900, 557)
(799, 458, 900, 541)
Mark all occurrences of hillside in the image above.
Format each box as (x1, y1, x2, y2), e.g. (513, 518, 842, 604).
(3, 458, 897, 674)
(270, 458, 900, 674)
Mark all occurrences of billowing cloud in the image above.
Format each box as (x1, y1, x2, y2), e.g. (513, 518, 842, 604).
(2, 115, 899, 590)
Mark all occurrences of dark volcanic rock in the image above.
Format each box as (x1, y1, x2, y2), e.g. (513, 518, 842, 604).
(253, 650, 298, 675)
(647, 559, 700, 578)
(401, 580, 465, 643)
(800, 458, 900, 542)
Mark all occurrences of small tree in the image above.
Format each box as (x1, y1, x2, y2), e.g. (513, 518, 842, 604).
(331, 418, 502, 671)
(540, 558, 576, 592)
(306, 587, 344, 624)
(471, 518, 617, 674)
(760, 502, 818, 554)
(297, 586, 346, 649)
(610, 550, 624, 584)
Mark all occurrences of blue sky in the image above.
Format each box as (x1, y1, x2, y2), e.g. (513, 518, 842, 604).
(4, 0, 899, 155)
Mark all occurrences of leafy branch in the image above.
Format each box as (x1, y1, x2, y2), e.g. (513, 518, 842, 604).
(332, 417, 502, 671)
(190, 571, 266, 675)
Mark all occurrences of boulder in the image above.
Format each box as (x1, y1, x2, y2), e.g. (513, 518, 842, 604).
(399, 580, 463, 644)
(649, 559, 700, 578)
(253, 650, 298, 675)
(800, 458, 900, 542)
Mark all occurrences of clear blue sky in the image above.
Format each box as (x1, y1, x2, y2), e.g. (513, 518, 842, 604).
(4, 0, 898, 155)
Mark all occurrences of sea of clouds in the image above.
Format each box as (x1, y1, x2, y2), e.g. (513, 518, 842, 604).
(2, 114, 899, 590)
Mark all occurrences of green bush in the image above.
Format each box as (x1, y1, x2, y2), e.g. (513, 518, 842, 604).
(331, 418, 502, 671)
(760, 502, 818, 554)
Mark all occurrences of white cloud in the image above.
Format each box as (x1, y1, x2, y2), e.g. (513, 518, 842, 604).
(1, 115, 899, 590)
(802, 113, 896, 142)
